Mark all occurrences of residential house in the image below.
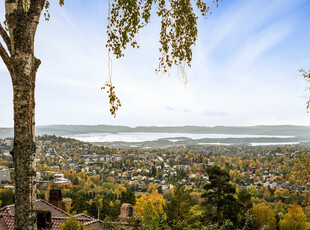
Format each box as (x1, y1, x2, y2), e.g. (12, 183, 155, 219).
(0, 189, 103, 229)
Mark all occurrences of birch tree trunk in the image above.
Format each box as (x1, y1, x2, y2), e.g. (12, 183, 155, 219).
(0, 1, 46, 229)
(12, 55, 38, 230)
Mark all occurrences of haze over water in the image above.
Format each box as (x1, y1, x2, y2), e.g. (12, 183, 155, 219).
(67, 132, 295, 144)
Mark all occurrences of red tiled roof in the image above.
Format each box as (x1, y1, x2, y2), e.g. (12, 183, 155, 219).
(0, 207, 14, 230)
(84, 219, 104, 228)
(0, 200, 102, 230)
(49, 217, 68, 229)
(74, 213, 94, 220)
(4, 200, 70, 218)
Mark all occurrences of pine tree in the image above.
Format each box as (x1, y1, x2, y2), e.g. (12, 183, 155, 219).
(201, 166, 243, 227)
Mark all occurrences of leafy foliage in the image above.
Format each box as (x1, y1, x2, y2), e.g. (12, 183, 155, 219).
(22, 0, 30, 11)
(279, 204, 309, 230)
(21, 0, 221, 117)
(0, 188, 14, 207)
(292, 152, 310, 186)
(107, 0, 220, 73)
(135, 190, 168, 229)
(60, 216, 85, 230)
(250, 204, 277, 230)
(120, 191, 136, 205)
(101, 81, 122, 117)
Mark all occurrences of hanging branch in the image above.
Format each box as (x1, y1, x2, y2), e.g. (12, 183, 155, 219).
(101, 50, 122, 118)
(101, 0, 122, 117)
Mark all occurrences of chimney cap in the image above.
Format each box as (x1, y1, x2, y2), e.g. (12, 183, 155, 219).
(49, 189, 62, 201)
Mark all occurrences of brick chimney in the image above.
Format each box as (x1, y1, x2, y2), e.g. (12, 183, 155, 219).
(119, 203, 134, 225)
(37, 210, 52, 229)
(49, 189, 62, 209)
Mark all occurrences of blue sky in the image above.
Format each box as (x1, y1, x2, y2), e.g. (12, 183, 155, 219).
(1, 0, 310, 127)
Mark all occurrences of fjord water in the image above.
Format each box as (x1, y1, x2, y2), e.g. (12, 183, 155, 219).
(67, 132, 295, 143)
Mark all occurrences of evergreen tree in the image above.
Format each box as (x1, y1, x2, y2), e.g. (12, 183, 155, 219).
(71, 193, 88, 214)
(120, 191, 136, 205)
(165, 183, 194, 229)
(201, 166, 243, 227)
(0, 188, 14, 207)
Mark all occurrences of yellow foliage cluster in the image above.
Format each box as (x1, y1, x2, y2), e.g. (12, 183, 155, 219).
(134, 190, 167, 228)
(251, 204, 277, 230)
(293, 153, 310, 185)
(279, 204, 309, 230)
(135, 190, 166, 217)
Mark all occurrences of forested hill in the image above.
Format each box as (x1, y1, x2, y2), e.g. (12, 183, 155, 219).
(1, 124, 310, 138)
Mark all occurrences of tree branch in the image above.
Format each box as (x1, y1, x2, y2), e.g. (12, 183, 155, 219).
(0, 41, 11, 71)
(33, 57, 41, 74)
(29, 0, 46, 22)
(0, 23, 11, 54)
(28, 0, 46, 38)
(5, 0, 19, 16)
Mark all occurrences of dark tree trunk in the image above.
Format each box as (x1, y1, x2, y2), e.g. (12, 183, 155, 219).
(0, 1, 46, 229)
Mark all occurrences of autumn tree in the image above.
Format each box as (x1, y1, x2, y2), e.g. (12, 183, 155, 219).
(293, 152, 310, 186)
(60, 216, 85, 230)
(279, 204, 309, 230)
(134, 190, 167, 229)
(250, 204, 277, 230)
(0, 0, 220, 228)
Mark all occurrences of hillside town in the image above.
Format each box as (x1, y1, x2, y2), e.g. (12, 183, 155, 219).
(1, 135, 310, 229)
(0, 136, 307, 193)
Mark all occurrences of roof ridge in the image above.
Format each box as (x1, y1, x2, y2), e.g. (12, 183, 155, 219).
(0, 205, 13, 216)
(50, 217, 70, 220)
(73, 213, 94, 219)
(84, 219, 104, 226)
(36, 199, 69, 217)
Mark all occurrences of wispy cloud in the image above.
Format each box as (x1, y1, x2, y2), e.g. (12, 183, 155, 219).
(203, 111, 227, 117)
(164, 106, 175, 111)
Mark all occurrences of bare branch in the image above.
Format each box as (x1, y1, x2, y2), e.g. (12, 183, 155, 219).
(0, 41, 11, 71)
(0, 23, 11, 54)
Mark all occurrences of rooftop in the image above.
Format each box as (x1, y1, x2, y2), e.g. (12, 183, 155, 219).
(0, 200, 103, 229)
